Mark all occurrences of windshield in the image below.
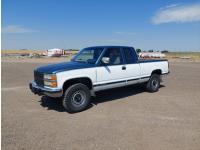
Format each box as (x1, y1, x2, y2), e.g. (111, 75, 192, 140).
(73, 47, 104, 64)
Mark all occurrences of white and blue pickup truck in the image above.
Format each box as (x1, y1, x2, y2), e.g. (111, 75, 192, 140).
(30, 46, 169, 113)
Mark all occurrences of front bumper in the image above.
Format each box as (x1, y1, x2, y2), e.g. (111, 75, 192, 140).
(29, 81, 63, 98)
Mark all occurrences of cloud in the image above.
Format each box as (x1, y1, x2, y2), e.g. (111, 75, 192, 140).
(2, 25, 39, 33)
(114, 31, 135, 35)
(152, 3, 200, 24)
(160, 3, 180, 10)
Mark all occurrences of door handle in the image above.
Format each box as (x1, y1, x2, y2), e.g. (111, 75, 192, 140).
(122, 66, 126, 70)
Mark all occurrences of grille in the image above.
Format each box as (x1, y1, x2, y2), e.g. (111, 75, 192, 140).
(34, 71, 44, 86)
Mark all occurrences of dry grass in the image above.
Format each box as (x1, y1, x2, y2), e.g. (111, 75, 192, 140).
(1, 50, 45, 54)
(166, 52, 200, 61)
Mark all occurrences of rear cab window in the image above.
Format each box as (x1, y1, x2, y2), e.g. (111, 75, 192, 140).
(123, 48, 137, 64)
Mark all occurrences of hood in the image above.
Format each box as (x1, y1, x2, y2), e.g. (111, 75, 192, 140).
(36, 61, 95, 74)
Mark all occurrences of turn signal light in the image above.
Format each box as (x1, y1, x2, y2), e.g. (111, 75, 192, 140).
(51, 82, 57, 87)
(51, 75, 57, 81)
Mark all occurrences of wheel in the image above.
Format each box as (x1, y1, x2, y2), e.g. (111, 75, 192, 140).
(146, 74, 160, 92)
(62, 83, 91, 113)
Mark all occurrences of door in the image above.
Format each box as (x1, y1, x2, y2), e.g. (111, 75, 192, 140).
(122, 47, 141, 85)
(94, 48, 127, 91)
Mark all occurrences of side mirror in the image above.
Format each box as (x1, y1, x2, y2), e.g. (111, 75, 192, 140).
(101, 57, 110, 64)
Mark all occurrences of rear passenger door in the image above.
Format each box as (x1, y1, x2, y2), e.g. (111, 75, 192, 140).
(122, 48, 141, 83)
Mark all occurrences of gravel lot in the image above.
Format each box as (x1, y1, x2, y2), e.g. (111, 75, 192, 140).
(2, 61, 200, 150)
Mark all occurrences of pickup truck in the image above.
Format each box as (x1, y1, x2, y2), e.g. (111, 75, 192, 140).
(30, 46, 169, 113)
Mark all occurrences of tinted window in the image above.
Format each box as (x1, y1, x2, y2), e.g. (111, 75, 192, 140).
(103, 48, 123, 65)
(123, 48, 135, 64)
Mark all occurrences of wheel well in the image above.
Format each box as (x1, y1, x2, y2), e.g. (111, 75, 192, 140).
(151, 69, 162, 75)
(63, 77, 93, 91)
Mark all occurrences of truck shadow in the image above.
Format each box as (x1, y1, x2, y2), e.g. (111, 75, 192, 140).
(39, 96, 65, 112)
(92, 84, 165, 105)
(39, 84, 165, 112)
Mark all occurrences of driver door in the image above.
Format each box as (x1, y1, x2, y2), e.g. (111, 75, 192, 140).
(94, 48, 127, 91)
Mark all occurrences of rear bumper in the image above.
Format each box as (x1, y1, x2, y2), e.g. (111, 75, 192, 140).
(29, 81, 63, 98)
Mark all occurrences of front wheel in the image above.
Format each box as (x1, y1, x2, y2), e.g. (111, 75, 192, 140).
(62, 83, 91, 113)
(146, 74, 160, 92)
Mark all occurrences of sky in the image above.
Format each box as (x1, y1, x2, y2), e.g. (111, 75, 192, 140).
(1, 0, 200, 51)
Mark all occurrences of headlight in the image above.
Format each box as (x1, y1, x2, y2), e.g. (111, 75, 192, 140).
(43, 74, 57, 87)
(44, 74, 57, 81)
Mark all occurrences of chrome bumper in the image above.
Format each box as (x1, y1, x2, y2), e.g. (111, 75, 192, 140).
(29, 81, 63, 98)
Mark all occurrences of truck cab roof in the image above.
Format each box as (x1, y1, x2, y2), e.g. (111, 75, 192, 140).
(84, 46, 134, 49)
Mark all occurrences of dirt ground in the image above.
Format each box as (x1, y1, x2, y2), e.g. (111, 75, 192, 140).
(1, 60, 200, 150)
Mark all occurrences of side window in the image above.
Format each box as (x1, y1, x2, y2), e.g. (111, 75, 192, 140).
(103, 48, 123, 65)
(123, 48, 135, 64)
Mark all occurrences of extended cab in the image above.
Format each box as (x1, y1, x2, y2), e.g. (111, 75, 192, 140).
(30, 46, 169, 113)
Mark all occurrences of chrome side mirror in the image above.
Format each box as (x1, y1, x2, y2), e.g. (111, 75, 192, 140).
(101, 57, 110, 64)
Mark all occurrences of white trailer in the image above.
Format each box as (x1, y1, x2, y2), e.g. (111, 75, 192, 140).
(47, 48, 63, 57)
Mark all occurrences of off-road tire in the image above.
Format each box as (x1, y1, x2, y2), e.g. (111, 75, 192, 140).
(146, 74, 160, 92)
(62, 83, 91, 113)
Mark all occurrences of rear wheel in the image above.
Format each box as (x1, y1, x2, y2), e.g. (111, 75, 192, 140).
(146, 74, 160, 92)
(62, 83, 91, 113)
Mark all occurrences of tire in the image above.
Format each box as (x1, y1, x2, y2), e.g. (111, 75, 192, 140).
(146, 74, 160, 92)
(62, 83, 91, 113)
